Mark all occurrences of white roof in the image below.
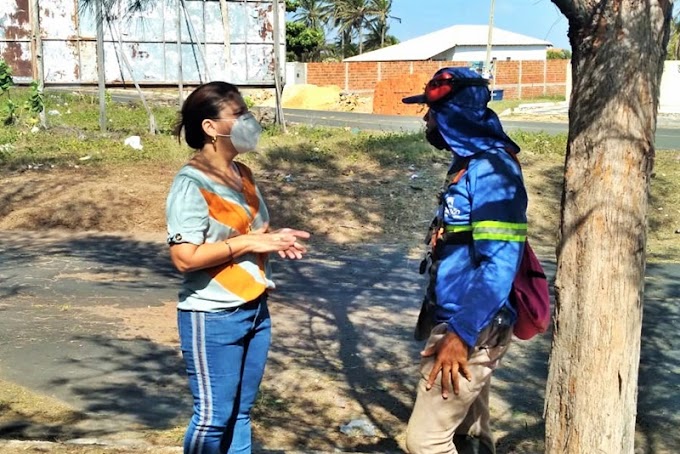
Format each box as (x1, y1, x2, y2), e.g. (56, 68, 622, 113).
(344, 25, 552, 62)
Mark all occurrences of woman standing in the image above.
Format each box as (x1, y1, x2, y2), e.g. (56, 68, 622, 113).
(166, 81, 309, 454)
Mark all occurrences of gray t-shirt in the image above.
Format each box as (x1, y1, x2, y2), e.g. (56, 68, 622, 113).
(166, 162, 273, 311)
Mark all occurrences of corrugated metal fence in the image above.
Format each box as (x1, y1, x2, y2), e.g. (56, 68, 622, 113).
(0, 0, 284, 86)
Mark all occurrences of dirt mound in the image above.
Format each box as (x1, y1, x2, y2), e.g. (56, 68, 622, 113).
(253, 84, 373, 113)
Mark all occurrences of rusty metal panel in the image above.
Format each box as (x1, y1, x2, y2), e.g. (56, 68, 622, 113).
(0, 0, 285, 86)
(39, 0, 77, 38)
(43, 40, 80, 83)
(0, 0, 33, 79)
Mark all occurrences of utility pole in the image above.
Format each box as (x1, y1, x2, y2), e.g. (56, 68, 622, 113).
(483, 0, 495, 79)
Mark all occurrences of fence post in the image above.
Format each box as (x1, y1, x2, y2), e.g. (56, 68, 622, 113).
(29, 0, 46, 127)
(518, 60, 523, 100)
(344, 62, 349, 91)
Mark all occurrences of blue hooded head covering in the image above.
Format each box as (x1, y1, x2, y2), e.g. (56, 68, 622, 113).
(403, 67, 519, 158)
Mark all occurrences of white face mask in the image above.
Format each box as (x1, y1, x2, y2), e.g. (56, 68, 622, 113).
(214, 112, 262, 153)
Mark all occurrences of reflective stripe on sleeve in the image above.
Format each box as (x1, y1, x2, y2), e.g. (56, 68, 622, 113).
(472, 220, 527, 242)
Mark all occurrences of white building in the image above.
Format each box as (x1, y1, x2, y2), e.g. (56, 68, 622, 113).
(344, 25, 552, 63)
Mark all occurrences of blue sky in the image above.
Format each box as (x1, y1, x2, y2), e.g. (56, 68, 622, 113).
(390, 0, 571, 50)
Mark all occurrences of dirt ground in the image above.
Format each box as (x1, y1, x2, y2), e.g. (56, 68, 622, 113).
(0, 148, 565, 453)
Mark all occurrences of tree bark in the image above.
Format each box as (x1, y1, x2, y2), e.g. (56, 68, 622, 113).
(545, 1, 673, 453)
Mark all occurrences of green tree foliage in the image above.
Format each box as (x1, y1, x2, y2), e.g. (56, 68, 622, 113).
(294, 0, 328, 30)
(286, 0, 399, 60)
(668, 7, 680, 60)
(547, 48, 573, 59)
(286, 21, 326, 62)
(367, 0, 400, 48)
(0, 59, 17, 125)
(333, 0, 376, 54)
(26, 81, 45, 117)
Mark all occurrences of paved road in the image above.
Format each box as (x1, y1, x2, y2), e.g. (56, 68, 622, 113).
(0, 232, 678, 452)
(282, 108, 680, 150)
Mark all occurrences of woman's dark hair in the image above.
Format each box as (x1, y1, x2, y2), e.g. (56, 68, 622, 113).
(173, 81, 242, 149)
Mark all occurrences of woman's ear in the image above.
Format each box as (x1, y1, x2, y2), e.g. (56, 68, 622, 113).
(201, 118, 216, 138)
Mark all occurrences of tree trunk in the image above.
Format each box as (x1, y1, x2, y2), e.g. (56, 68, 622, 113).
(95, 0, 107, 132)
(545, 2, 673, 453)
(219, 0, 231, 81)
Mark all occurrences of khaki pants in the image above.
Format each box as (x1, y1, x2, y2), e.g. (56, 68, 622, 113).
(405, 322, 512, 454)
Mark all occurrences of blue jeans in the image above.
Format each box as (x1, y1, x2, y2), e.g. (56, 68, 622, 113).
(177, 294, 271, 454)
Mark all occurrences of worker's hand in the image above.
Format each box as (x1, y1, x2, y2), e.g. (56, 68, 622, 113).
(421, 331, 471, 399)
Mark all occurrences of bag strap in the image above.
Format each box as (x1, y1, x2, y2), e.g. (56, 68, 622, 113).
(447, 148, 520, 186)
(446, 156, 471, 186)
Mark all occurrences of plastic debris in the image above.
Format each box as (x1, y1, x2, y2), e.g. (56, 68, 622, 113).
(124, 136, 143, 150)
(340, 419, 376, 437)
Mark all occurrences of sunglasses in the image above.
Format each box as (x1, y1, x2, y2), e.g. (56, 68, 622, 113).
(423, 72, 490, 104)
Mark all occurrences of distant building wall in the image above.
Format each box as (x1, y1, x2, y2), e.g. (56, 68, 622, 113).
(433, 45, 548, 61)
(659, 61, 680, 114)
(301, 59, 570, 113)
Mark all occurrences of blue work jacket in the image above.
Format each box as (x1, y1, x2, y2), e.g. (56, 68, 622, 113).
(434, 148, 528, 347)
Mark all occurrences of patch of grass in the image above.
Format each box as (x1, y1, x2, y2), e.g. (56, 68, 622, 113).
(648, 152, 680, 261)
(0, 378, 85, 439)
(489, 95, 566, 115)
(509, 130, 568, 155)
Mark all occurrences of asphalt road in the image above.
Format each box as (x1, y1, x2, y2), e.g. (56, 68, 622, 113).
(282, 108, 680, 150)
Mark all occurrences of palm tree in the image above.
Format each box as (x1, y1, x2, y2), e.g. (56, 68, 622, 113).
(368, 0, 400, 48)
(671, 8, 680, 59)
(294, 0, 329, 30)
(363, 20, 398, 51)
(333, 0, 377, 54)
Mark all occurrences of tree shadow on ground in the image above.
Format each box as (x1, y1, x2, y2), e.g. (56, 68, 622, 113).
(0, 334, 188, 441)
(2, 230, 678, 452)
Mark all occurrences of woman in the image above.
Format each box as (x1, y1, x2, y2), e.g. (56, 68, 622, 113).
(166, 81, 310, 454)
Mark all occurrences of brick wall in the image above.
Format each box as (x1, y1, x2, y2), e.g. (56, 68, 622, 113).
(373, 73, 431, 117)
(304, 59, 570, 114)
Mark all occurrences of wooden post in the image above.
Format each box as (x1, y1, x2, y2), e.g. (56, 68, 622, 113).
(29, 0, 46, 127)
(95, 0, 106, 131)
(219, 0, 231, 81)
(177, 0, 184, 105)
(272, 0, 286, 131)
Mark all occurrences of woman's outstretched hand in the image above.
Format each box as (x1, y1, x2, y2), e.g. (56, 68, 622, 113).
(248, 226, 311, 259)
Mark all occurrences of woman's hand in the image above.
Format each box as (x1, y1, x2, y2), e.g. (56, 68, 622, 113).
(248, 226, 311, 259)
(271, 228, 311, 259)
